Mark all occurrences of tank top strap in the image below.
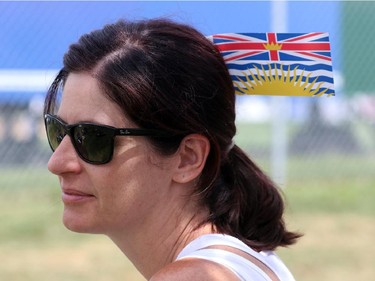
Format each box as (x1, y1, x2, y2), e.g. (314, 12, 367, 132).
(176, 234, 295, 281)
(177, 234, 264, 261)
(177, 248, 273, 281)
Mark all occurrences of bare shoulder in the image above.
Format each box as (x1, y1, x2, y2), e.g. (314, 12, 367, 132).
(150, 258, 239, 281)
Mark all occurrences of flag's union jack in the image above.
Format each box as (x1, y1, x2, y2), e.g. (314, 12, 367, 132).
(208, 32, 334, 96)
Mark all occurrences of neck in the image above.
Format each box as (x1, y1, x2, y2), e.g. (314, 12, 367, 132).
(107, 196, 214, 279)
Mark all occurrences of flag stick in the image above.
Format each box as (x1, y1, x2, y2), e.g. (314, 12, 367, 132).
(270, 0, 288, 187)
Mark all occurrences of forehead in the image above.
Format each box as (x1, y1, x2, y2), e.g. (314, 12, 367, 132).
(58, 72, 127, 126)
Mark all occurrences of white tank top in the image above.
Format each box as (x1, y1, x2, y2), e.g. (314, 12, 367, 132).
(176, 234, 296, 281)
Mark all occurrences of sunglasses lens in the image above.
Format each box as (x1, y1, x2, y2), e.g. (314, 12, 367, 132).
(45, 116, 65, 151)
(73, 125, 114, 164)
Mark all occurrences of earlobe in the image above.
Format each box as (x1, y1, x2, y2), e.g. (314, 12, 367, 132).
(173, 134, 210, 184)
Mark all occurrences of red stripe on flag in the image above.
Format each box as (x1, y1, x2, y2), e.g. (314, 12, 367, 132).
(267, 33, 277, 44)
(281, 43, 330, 51)
(267, 33, 279, 61)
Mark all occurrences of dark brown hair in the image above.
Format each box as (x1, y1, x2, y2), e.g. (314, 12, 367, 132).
(44, 18, 300, 251)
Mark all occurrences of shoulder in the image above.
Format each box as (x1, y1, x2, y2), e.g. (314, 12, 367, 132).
(150, 258, 240, 281)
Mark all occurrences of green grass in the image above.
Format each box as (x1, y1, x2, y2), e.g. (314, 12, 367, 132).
(285, 154, 375, 215)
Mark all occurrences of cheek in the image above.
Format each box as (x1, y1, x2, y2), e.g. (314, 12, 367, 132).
(90, 159, 158, 220)
(86, 142, 175, 231)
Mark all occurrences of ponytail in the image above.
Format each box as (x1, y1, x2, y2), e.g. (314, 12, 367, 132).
(201, 145, 301, 251)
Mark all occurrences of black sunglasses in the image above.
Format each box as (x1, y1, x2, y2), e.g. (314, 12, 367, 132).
(44, 114, 169, 164)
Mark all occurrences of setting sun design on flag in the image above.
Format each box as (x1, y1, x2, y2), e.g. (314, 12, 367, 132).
(208, 32, 335, 97)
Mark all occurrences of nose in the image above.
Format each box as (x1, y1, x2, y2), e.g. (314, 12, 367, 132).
(47, 135, 82, 175)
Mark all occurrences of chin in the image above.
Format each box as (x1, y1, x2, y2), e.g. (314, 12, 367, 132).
(62, 209, 102, 234)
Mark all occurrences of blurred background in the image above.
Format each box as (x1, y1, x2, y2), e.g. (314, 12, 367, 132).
(0, 1, 374, 280)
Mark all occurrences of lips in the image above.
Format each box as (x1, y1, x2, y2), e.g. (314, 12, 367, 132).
(62, 188, 95, 204)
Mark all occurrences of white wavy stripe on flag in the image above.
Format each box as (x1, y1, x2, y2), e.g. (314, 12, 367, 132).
(229, 68, 334, 80)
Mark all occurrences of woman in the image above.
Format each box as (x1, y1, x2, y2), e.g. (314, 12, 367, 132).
(44, 18, 300, 281)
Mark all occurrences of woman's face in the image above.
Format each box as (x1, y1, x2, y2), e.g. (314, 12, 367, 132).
(47, 72, 176, 235)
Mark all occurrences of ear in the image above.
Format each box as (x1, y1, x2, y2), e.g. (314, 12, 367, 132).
(172, 134, 210, 184)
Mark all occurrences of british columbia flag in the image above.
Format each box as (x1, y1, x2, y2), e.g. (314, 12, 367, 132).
(208, 32, 334, 96)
